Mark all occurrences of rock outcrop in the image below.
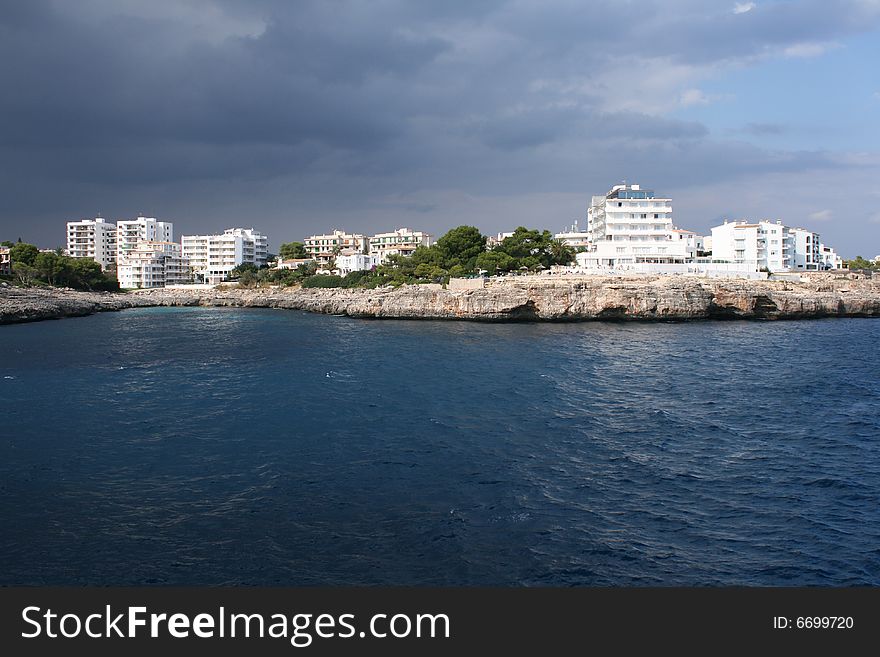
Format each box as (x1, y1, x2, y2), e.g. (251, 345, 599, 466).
(2, 274, 879, 325)
(0, 285, 153, 324)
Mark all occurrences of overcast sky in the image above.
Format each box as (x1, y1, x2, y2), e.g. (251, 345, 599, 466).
(1, 0, 879, 256)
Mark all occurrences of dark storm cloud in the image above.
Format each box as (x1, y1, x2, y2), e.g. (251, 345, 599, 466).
(0, 0, 878, 251)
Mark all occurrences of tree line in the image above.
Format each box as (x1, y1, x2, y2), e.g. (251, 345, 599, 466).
(1, 241, 119, 291)
(843, 256, 878, 271)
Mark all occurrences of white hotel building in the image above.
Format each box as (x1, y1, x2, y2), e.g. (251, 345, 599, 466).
(114, 216, 187, 288)
(181, 228, 268, 285)
(117, 241, 190, 289)
(116, 216, 174, 262)
(66, 217, 117, 270)
(578, 183, 690, 268)
(711, 220, 827, 272)
(368, 228, 432, 263)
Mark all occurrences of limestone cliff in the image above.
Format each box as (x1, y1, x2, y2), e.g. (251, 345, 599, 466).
(2, 274, 879, 325)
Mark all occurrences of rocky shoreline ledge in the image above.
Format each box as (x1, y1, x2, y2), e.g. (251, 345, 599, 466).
(2, 274, 879, 325)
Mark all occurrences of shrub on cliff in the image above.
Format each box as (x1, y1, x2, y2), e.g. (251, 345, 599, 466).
(302, 274, 343, 288)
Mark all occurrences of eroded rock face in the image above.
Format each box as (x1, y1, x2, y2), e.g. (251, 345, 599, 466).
(0, 286, 153, 324)
(2, 274, 879, 325)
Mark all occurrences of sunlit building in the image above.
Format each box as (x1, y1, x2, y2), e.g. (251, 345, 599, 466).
(66, 217, 117, 270)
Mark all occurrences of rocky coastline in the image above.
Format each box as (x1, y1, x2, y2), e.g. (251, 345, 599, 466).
(1, 273, 879, 325)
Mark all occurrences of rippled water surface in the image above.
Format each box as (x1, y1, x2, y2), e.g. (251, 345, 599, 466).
(2, 308, 879, 585)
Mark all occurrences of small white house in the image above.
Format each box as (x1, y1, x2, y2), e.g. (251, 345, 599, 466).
(336, 252, 379, 275)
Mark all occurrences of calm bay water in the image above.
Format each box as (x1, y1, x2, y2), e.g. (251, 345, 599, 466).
(1, 308, 879, 586)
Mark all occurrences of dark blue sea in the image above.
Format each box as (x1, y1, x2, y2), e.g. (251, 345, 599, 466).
(1, 308, 879, 586)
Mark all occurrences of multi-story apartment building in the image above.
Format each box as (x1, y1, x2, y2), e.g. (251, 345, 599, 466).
(711, 220, 838, 272)
(181, 228, 268, 285)
(581, 183, 689, 267)
(117, 241, 189, 289)
(368, 228, 432, 263)
(116, 216, 174, 262)
(790, 227, 821, 270)
(304, 230, 368, 266)
(710, 220, 792, 272)
(0, 246, 10, 276)
(66, 217, 117, 270)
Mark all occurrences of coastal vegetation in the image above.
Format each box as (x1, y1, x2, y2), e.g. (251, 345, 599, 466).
(278, 241, 308, 259)
(844, 256, 878, 271)
(0, 240, 119, 291)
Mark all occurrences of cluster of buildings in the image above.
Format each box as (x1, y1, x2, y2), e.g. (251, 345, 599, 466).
(65, 216, 268, 288)
(286, 227, 433, 275)
(60, 218, 435, 288)
(19, 184, 852, 288)
(555, 183, 843, 276)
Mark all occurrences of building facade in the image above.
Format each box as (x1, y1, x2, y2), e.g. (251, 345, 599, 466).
(368, 228, 432, 263)
(710, 220, 790, 272)
(670, 229, 704, 259)
(582, 183, 689, 267)
(0, 247, 10, 276)
(117, 241, 189, 289)
(66, 217, 118, 270)
(819, 244, 843, 269)
(710, 220, 835, 272)
(116, 216, 174, 262)
(790, 227, 821, 270)
(181, 228, 268, 285)
(554, 221, 591, 250)
(304, 230, 368, 266)
(336, 252, 380, 275)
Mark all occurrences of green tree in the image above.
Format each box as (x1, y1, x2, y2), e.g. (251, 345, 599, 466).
(14, 262, 38, 286)
(435, 225, 486, 272)
(297, 261, 318, 278)
(844, 256, 877, 270)
(228, 263, 258, 279)
(279, 241, 308, 259)
(34, 252, 67, 286)
(491, 227, 575, 270)
(548, 239, 576, 266)
(475, 250, 515, 275)
(67, 258, 116, 290)
(10, 242, 40, 267)
(238, 269, 258, 287)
